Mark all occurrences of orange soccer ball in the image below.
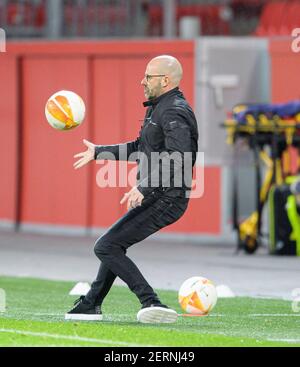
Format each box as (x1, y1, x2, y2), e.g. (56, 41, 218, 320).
(178, 276, 218, 315)
(45, 90, 86, 131)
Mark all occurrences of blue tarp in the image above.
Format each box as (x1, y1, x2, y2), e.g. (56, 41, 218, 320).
(234, 101, 300, 124)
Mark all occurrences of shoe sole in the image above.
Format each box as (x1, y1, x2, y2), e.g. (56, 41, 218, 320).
(64, 314, 103, 321)
(137, 307, 178, 324)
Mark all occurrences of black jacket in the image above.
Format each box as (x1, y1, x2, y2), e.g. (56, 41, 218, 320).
(95, 87, 199, 198)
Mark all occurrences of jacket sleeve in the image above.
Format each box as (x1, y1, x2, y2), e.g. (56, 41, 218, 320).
(137, 108, 192, 196)
(94, 138, 140, 162)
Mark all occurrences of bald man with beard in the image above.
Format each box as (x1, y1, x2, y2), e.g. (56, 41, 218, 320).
(66, 55, 199, 323)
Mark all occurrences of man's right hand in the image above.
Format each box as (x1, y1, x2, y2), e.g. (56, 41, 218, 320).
(73, 139, 96, 170)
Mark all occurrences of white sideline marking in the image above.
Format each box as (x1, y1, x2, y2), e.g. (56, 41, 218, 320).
(249, 314, 300, 317)
(203, 313, 300, 317)
(0, 328, 151, 347)
(19, 312, 300, 318)
(18, 312, 63, 316)
(267, 338, 300, 343)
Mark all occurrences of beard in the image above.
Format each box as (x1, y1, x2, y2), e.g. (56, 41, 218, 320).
(145, 86, 161, 100)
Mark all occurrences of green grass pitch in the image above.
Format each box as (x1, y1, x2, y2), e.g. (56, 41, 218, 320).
(0, 276, 299, 347)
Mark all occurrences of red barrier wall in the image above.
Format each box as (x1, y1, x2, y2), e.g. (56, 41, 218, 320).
(0, 40, 221, 234)
(0, 56, 18, 224)
(270, 39, 300, 102)
(21, 57, 90, 226)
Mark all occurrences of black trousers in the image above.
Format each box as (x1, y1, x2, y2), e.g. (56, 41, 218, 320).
(84, 192, 189, 306)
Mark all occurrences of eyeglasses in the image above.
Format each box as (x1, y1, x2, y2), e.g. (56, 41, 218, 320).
(145, 74, 166, 82)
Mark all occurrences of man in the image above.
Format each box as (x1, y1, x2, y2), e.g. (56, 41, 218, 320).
(65, 55, 199, 323)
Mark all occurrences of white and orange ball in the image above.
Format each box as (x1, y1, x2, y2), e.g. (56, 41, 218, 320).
(178, 276, 218, 315)
(45, 90, 85, 131)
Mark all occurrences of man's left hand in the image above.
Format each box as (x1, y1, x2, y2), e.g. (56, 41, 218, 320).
(120, 186, 144, 211)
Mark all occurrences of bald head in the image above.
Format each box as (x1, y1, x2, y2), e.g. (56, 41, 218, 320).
(149, 55, 183, 87)
(142, 55, 183, 100)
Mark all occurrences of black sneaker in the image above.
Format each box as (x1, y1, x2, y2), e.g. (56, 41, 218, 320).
(137, 302, 178, 324)
(65, 296, 103, 321)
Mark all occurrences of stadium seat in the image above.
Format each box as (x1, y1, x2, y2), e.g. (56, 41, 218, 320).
(279, 0, 300, 35)
(254, 1, 289, 36)
(64, 2, 128, 37)
(147, 3, 230, 36)
(6, 0, 45, 28)
(147, 5, 163, 36)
